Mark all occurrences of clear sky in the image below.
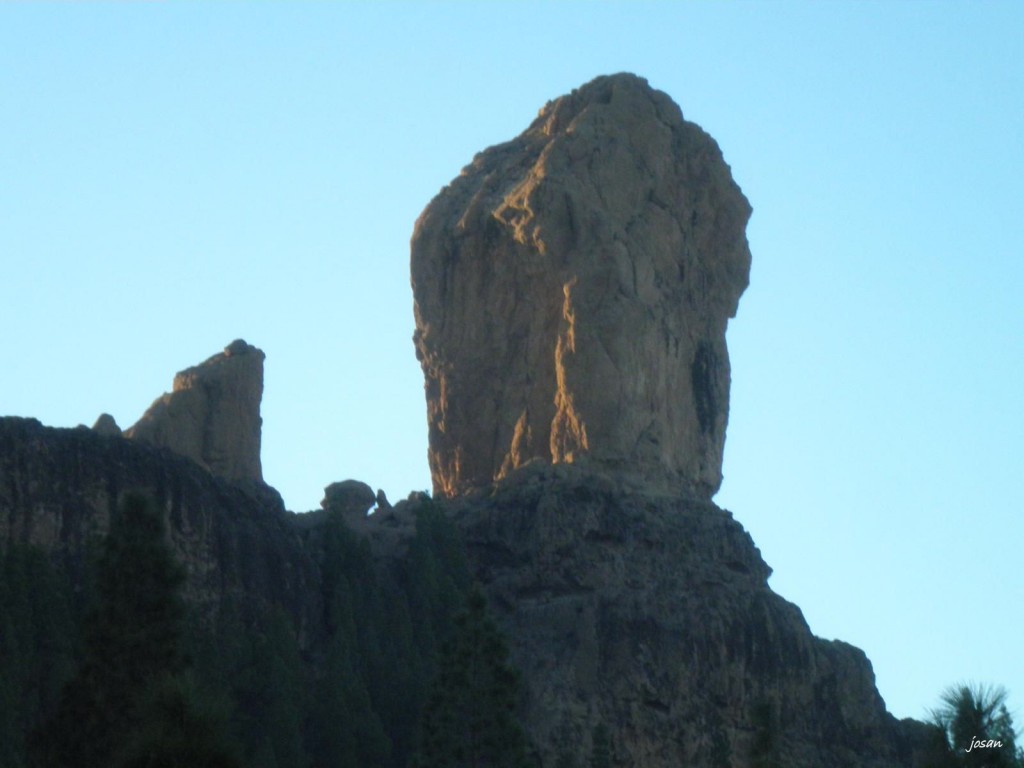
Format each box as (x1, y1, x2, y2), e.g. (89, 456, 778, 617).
(2, 2, 1021, 724)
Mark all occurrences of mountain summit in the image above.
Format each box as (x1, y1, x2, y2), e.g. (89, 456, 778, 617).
(412, 73, 751, 499)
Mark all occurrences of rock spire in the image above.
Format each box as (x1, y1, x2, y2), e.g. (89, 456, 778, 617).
(412, 73, 751, 498)
(125, 339, 265, 482)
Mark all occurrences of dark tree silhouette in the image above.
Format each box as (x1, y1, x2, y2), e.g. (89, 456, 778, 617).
(30, 492, 238, 768)
(590, 722, 612, 768)
(928, 683, 1022, 768)
(111, 673, 241, 768)
(412, 585, 531, 768)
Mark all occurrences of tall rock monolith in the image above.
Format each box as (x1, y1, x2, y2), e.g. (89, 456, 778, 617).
(125, 339, 265, 482)
(412, 73, 751, 498)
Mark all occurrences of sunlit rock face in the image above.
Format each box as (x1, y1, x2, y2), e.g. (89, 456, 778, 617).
(125, 339, 265, 482)
(412, 73, 751, 499)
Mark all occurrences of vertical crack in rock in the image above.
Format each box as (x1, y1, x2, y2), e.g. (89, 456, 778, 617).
(412, 73, 751, 498)
(691, 341, 719, 437)
(551, 277, 589, 464)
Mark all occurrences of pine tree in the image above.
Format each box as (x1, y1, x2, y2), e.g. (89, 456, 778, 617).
(0, 544, 76, 766)
(230, 607, 307, 768)
(590, 722, 612, 768)
(110, 672, 242, 768)
(310, 508, 392, 767)
(310, 621, 391, 768)
(412, 585, 530, 768)
(28, 492, 232, 768)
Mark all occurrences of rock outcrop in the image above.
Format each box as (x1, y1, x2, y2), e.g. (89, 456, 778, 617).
(125, 339, 265, 483)
(91, 413, 121, 436)
(452, 463, 929, 768)
(0, 416, 311, 630)
(412, 73, 751, 499)
(321, 479, 376, 526)
(408, 73, 937, 766)
(0, 415, 933, 768)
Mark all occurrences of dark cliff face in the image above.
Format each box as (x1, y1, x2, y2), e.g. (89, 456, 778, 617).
(0, 417, 319, 639)
(0, 416, 477, 768)
(447, 462, 918, 768)
(0, 416, 932, 767)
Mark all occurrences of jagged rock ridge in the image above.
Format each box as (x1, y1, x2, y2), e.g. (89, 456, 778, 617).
(125, 339, 265, 482)
(412, 72, 751, 499)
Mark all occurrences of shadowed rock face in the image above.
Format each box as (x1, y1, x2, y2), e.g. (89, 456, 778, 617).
(449, 463, 930, 768)
(0, 417, 306, 630)
(412, 73, 751, 499)
(91, 413, 121, 436)
(0, 417, 933, 768)
(125, 339, 265, 482)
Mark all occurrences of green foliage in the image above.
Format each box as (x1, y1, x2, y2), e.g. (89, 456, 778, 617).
(590, 722, 612, 768)
(412, 585, 531, 768)
(111, 673, 242, 768)
(928, 683, 1023, 768)
(310, 622, 391, 767)
(28, 492, 232, 768)
(402, 498, 471, 663)
(0, 544, 76, 767)
(309, 515, 391, 767)
(224, 607, 307, 768)
(6, 492, 506, 768)
(194, 494, 476, 768)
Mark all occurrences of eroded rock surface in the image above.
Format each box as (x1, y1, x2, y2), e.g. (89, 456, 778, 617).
(412, 73, 751, 498)
(125, 339, 265, 482)
(450, 464, 929, 768)
(0, 417, 306, 628)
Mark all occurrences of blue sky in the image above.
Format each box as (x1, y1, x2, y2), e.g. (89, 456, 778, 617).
(2, 2, 1021, 724)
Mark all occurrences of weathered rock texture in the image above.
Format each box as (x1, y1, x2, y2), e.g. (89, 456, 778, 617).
(0, 425, 936, 767)
(412, 73, 751, 498)
(0, 417, 314, 633)
(125, 339, 265, 482)
(451, 463, 932, 768)
(0, 417, 934, 768)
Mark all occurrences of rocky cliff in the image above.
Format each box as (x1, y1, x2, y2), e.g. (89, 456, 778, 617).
(409, 73, 932, 766)
(0, 416, 932, 768)
(450, 463, 930, 767)
(412, 73, 751, 499)
(0, 73, 937, 768)
(125, 339, 265, 483)
(0, 416, 316, 636)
